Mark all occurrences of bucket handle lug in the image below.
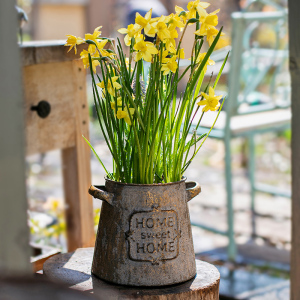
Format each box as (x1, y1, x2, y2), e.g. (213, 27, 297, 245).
(89, 185, 114, 206)
(186, 181, 201, 202)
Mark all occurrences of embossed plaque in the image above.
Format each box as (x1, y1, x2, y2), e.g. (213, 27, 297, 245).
(127, 210, 180, 264)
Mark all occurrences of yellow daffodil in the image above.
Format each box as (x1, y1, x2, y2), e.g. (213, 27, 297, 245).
(65, 35, 84, 54)
(117, 107, 135, 125)
(135, 9, 152, 28)
(167, 43, 177, 54)
(187, 0, 210, 19)
(97, 76, 122, 97)
(194, 9, 220, 36)
(178, 48, 185, 59)
(118, 23, 141, 46)
(195, 52, 215, 73)
(167, 13, 185, 31)
(134, 33, 144, 44)
(206, 27, 225, 45)
(85, 26, 102, 43)
(88, 39, 109, 57)
(80, 49, 100, 73)
(135, 8, 156, 37)
(197, 87, 222, 112)
(144, 23, 158, 37)
(175, 6, 188, 25)
(111, 97, 123, 110)
(161, 56, 178, 75)
(160, 50, 169, 62)
(134, 40, 158, 62)
(163, 28, 178, 51)
(155, 22, 171, 40)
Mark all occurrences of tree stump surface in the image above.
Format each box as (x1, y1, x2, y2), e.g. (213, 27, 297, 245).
(0, 276, 96, 300)
(44, 247, 220, 300)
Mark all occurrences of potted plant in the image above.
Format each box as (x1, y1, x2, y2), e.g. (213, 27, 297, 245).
(65, 1, 227, 287)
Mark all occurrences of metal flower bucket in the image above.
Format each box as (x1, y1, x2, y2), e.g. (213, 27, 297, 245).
(88, 177, 201, 286)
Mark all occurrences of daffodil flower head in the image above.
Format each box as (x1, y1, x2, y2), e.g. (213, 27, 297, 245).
(134, 33, 144, 44)
(194, 9, 220, 36)
(116, 107, 135, 125)
(80, 49, 100, 73)
(118, 23, 141, 46)
(134, 40, 158, 62)
(111, 97, 123, 110)
(175, 6, 188, 25)
(206, 27, 225, 46)
(144, 23, 158, 38)
(178, 48, 185, 59)
(85, 26, 102, 43)
(163, 28, 178, 51)
(160, 50, 172, 63)
(97, 76, 122, 97)
(135, 9, 152, 28)
(161, 56, 178, 75)
(88, 39, 108, 57)
(195, 52, 215, 73)
(167, 13, 185, 31)
(156, 21, 171, 41)
(167, 43, 177, 55)
(65, 35, 84, 54)
(197, 87, 222, 112)
(187, 0, 210, 19)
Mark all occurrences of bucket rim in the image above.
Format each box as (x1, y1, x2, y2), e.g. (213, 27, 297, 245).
(104, 176, 187, 187)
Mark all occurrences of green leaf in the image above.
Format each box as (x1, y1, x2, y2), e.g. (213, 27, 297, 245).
(82, 135, 112, 178)
(213, 51, 230, 89)
(184, 133, 207, 152)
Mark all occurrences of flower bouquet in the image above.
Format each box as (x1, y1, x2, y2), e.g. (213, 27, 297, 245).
(65, 0, 228, 185)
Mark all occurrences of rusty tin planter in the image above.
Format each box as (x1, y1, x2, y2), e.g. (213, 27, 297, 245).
(88, 177, 201, 286)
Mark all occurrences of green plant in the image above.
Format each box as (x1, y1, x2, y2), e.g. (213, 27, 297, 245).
(65, 2, 228, 184)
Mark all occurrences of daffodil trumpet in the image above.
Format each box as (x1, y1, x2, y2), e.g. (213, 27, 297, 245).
(65, 1, 228, 184)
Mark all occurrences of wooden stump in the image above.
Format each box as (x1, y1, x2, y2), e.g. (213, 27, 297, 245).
(44, 248, 220, 300)
(0, 276, 97, 300)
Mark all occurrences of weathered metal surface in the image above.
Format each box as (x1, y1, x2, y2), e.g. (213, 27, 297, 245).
(43, 247, 220, 300)
(88, 178, 201, 286)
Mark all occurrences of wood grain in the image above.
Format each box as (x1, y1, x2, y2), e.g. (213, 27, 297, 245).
(0, 277, 97, 300)
(61, 60, 95, 251)
(23, 45, 94, 252)
(23, 61, 76, 156)
(31, 249, 61, 272)
(289, 0, 300, 298)
(44, 248, 220, 300)
(21, 40, 88, 67)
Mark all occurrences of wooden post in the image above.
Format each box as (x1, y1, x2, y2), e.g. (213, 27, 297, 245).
(289, 1, 300, 299)
(22, 41, 95, 252)
(0, 1, 31, 274)
(61, 60, 95, 251)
